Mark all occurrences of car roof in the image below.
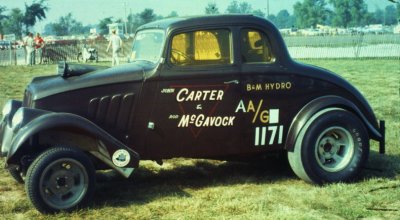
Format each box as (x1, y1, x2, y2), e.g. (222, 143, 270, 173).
(136, 14, 291, 65)
(137, 14, 274, 32)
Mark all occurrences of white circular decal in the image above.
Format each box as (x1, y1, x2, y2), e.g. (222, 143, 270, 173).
(112, 149, 131, 167)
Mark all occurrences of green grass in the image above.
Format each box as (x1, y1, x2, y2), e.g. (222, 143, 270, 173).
(0, 59, 399, 219)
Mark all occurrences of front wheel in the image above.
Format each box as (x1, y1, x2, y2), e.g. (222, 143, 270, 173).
(25, 147, 95, 213)
(8, 166, 24, 184)
(288, 108, 369, 184)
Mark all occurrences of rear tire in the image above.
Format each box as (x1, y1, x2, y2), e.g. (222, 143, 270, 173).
(25, 147, 95, 213)
(288, 108, 369, 184)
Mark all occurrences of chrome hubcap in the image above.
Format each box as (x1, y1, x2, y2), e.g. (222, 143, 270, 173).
(315, 127, 354, 172)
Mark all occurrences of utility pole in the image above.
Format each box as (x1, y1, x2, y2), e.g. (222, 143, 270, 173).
(124, 2, 128, 35)
(267, 0, 270, 17)
(129, 8, 132, 34)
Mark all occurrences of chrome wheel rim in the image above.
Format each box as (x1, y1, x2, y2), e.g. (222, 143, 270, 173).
(39, 158, 89, 209)
(314, 126, 355, 172)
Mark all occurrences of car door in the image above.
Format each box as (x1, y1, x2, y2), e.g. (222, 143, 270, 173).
(145, 28, 244, 159)
(238, 28, 291, 151)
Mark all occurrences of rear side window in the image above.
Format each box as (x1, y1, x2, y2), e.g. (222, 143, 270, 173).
(241, 29, 275, 63)
(170, 29, 231, 66)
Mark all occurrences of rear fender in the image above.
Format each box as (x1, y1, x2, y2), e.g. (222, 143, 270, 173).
(285, 95, 382, 152)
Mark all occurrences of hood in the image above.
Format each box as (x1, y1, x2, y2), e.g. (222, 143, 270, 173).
(29, 62, 150, 100)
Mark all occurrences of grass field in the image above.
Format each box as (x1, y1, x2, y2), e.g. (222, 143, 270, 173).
(0, 59, 399, 219)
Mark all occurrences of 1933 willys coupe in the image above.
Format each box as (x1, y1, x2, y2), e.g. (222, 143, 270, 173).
(0, 15, 385, 213)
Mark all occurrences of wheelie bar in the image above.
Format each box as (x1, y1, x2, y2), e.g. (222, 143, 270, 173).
(379, 120, 385, 154)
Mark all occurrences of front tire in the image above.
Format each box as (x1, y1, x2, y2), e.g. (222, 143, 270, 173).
(25, 147, 95, 213)
(8, 166, 24, 184)
(288, 108, 369, 184)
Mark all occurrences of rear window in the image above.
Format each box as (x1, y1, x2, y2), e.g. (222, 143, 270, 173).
(240, 29, 275, 63)
(170, 29, 231, 66)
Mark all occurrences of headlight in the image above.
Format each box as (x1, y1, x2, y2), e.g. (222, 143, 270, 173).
(12, 109, 24, 128)
(2, 101, 12, 119)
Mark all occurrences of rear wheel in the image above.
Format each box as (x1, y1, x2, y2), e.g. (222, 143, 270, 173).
(25, 147, 95, 213)
(288, 108, 369, 184)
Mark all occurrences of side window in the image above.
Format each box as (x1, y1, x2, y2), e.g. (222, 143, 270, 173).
(170, 29, 231, 66)
(240, 29, 275, 63)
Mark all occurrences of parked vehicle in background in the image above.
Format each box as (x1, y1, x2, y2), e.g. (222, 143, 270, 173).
(77, 44, 98, 63)
(0, 15, 385, 213)
(394, 24, 400, 34)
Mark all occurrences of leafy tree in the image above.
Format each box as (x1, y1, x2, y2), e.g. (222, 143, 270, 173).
(167, 11, 179, 18)
(276, 10, 290, 28)
(252, 9, 265, 18)
(43, 23, 54, 35)
(125, 8, 159, 34)
(362, 12, 375, 25)
(384, 5, 397, 25)
(140, 8, 156, 24)
(239, 2, 252, 14)
(205, 2, 219, 15)
(127, 13, 141, 34)
(329, 0, 368, 27)
(2, 8, 24, 38)
(0, 6, 8, 34)
(374, 8, 384, 24)
(50, 13, 85, 36)
(329, 0, 351, 27)
(98, 17, 113, 35)
(293, 0, 329, 28)
(397, 3, 400, 21)
(226, 0, 252, 14)
(23, 0, 48, 32)
(267, 14, 277, 24)
(349, 0, 368, 27)
(226, 0, 240, 13)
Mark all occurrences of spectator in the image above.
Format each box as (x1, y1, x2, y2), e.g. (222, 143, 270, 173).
(24, 32, 35, 65)
(35, 33, 45, 64)
(22, 32, 29, 64)
(106, 29, 123, 66)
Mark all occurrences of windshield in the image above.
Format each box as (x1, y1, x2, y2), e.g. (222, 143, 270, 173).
(131, 29, 165, 63)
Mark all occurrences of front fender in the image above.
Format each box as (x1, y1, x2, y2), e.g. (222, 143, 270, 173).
(285, 95, 382, 152)
(1, 100, 22, 156)
(7, 109, 139, 177)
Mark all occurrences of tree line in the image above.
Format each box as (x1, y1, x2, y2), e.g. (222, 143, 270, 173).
(0, 0, 399, 39)
(292, 0, 399, 28)
(0, 0, 47, 38)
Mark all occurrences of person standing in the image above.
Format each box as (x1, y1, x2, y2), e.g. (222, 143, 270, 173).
(24, 32, 35, 65)
(34, 33, 45, 64)
(106, 29, 123, 66)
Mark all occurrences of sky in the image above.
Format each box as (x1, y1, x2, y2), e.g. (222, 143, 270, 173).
(0, 0, 395, 32)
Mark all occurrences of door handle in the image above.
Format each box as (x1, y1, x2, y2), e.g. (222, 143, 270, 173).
(224, 80, 239, 85)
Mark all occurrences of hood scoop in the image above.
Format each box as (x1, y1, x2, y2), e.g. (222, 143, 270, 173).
(58, 62, 108, 78)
